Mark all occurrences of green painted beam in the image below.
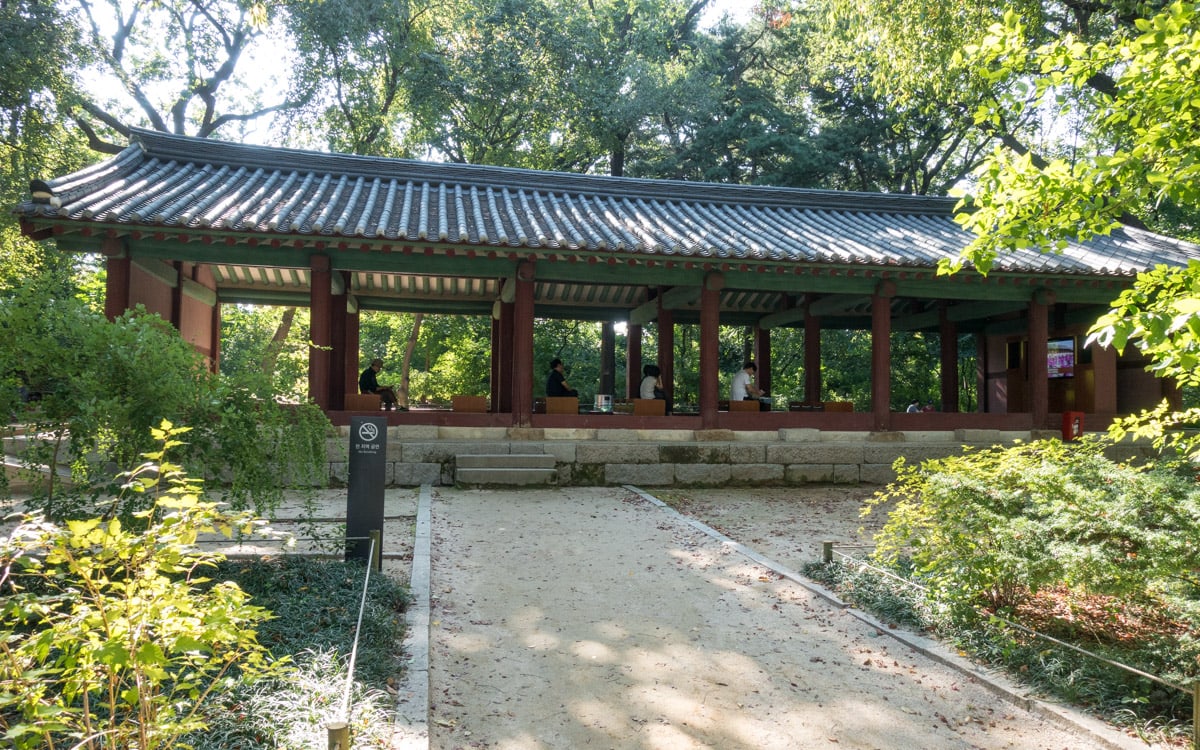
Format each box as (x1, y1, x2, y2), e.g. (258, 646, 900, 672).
(758, 306, 806, 330)
(359, 297, 496, 316)
(893, 300, 1031, 331)
(182, 278, 217, 306)
(218, 290, 312, 307)
(809, 295, 870, 316)
(628, 285, 702, 325)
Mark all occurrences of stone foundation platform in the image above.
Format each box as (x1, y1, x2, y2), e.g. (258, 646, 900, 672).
(325, 426, 1154, 488)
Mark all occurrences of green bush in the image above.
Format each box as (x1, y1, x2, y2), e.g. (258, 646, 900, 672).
(0, 423, 285, 750)
(867, 437, 1200, 618)
(0, 279, 332, 523)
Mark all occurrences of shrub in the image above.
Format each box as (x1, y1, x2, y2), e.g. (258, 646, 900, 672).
(0, 423, 286, 750)
(0, 280, 332, 524)
(867, 437, 1200, 619)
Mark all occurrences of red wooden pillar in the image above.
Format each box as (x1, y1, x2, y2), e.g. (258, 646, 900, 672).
(103, 237, 131, 322)
(657, 297, 674, 407)
(511, 261, 536, 426)
(871, 281, 895, 431)
(939, 303, 959, 413)
(346, 304, 361, 396)
(490, 309, 501, 411)
(975, 333, 987, 413)
(330, 272, 349, 410)
(209, 299, 222, 373)
(498, 301, 515, 414)
(1090, 339, 1117, 414)
(805, 305, 821, 403)
(600, 321, 616, 397)
(1028, 290, 1052, 428)
(169, 261, 183, 328)
(309, 255, 332, 410)
(754, 325, 771, 396)
(699, 272, 724, 429)
(626, 323, 643, 399)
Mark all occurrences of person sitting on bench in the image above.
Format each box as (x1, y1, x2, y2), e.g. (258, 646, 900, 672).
(639, 363, 671, 414)
(546, 358, 579, 397)
(731, 360, 770, 411)
(359, 358, 399, 410)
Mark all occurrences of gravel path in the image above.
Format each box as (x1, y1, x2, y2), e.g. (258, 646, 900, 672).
(425, 486, 1127, 750)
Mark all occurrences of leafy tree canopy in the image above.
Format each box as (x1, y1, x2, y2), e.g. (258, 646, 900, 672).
(953, 1, 1200, 273)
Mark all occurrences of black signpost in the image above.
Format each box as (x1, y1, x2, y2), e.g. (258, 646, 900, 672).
(346, 416, 387, 569)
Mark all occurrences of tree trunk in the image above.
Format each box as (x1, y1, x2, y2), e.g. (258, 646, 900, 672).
(260, 307, 296, 378)
(397, 313, 423, 407)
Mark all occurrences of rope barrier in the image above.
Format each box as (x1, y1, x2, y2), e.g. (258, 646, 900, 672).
(191, 532, 380, 748)
(823, 540, 1198, 746)
(339, 534, 375, 721)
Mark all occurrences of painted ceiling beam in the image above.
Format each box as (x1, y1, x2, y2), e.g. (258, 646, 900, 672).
(628, 285, 703, 325)
(809, 295, 870, 316)
(758, 306, 805, 330)
(893, 300, 1031, 331)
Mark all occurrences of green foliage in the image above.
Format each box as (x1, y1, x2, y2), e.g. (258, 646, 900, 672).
(867, 438, 1200, 618)
(212, 555, 408, 684)
(190, 648, 399, 750)
(0, 276, 331, 523)
(281, 0, 427, 156)
(186, 555, 409, 749)
(219, 305, 311, 401)
(184, 378, 332, 517)
(953, 1, 1200, 273)
(533, 319, 619, 400)
(1090, 261, 1200, 389)
(0, 422, 284, 750)
(1087, 261, 1200, 460)
(803, 558, 932, 629)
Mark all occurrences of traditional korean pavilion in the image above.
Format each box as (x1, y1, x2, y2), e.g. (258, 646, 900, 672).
(15, 128, 1198, 432)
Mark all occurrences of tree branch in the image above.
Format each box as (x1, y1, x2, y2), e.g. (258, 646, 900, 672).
(69, 112, 124, 155)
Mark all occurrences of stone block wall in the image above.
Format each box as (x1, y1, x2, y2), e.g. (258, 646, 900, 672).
(323, 426, 1155, 488)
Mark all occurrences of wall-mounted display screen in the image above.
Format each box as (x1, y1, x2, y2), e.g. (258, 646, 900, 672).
(1047, 337, 1075, 378)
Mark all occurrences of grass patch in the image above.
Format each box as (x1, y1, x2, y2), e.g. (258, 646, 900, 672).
(186, 555, 409, 749)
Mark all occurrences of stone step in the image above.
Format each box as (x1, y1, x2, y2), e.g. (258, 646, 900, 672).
(456, 454, 556, 470)
(455, 467, 558, 486)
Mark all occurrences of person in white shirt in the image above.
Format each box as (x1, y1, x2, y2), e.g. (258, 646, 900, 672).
(731, 361, 769, 411)
(639, 363, 670, 414)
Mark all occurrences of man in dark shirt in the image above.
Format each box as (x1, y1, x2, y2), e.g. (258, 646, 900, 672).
(359, 358, 399, 409)
(545, 358, 578, 397)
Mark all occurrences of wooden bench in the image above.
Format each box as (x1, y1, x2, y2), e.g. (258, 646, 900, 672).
(345, 393, 382, 410)
(632, 398, 665, 416)
(545, 396, 579, 414)
(728, 399, 760, 412)
(451, 395, 488, 413)
(823, 401, 853, 412)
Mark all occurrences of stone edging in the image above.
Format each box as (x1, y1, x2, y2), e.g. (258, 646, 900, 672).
(625, 485, 1149, 750)
(391, 485, 432, 749)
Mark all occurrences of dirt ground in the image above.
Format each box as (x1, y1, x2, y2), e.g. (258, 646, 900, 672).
(425, 484, 1145, 750)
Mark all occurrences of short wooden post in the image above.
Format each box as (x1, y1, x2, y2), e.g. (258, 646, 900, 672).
(327, 721, 349, 750)
(822, 541, 833, 564)
(369, 529, 382, 571)
(1192, 681, 1198, 750)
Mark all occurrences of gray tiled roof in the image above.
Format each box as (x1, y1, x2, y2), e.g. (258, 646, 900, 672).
(16, 128, 1199, 277)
